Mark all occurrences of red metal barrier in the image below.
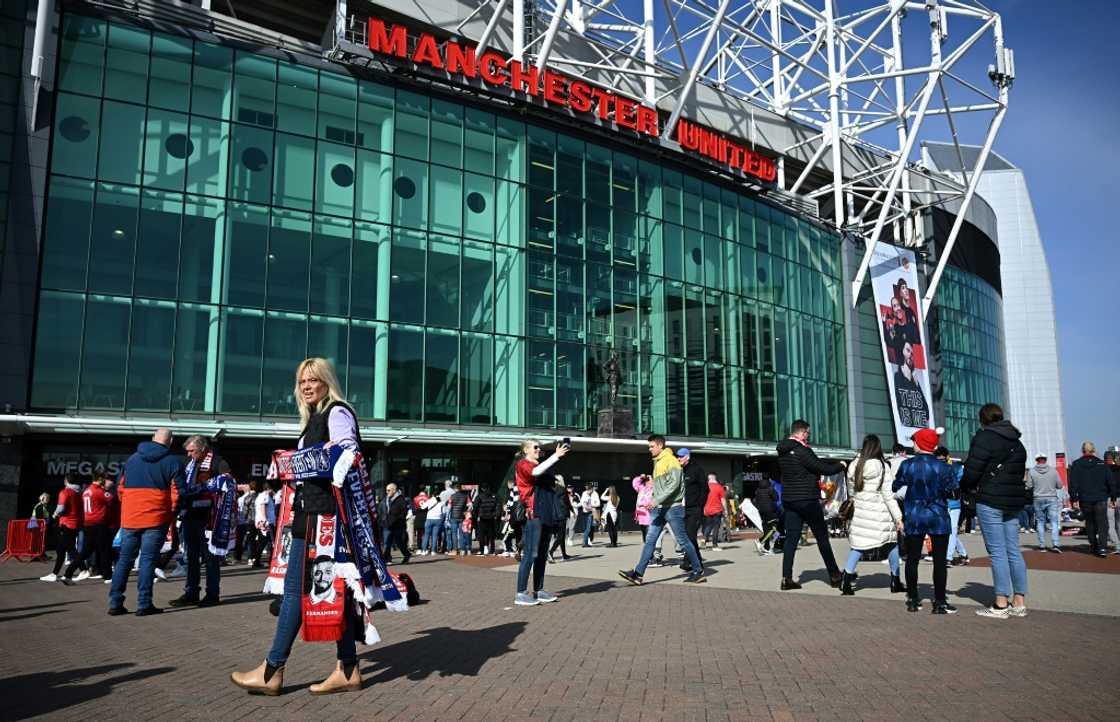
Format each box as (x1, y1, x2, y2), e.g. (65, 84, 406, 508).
(0, 519, 47, 562)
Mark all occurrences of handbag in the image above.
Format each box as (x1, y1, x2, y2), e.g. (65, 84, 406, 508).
(838, 498, 855, 522)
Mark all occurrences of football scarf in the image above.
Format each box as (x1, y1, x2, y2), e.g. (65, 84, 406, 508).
(263, 450, 297, 595)
(300, 513, 348, 642)
(204, 473, 238, 556)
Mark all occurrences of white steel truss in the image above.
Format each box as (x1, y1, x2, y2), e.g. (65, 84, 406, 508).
(441, 0, 1014, 312)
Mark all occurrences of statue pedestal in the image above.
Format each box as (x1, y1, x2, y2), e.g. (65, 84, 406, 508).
(597, 406, 634, 437)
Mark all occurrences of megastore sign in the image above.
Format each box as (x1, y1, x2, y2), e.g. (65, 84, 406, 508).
(365, 18, 777, 184)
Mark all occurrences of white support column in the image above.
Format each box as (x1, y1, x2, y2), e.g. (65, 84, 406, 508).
(643, 0, 656, 104)
(770, 0, 783, 112)
(662, 0, 732, 141)
(824, 0, 845, 229)
(536, 0, 568, 71)
(513, 0, 525, 61)
(476, 0, 511, 55)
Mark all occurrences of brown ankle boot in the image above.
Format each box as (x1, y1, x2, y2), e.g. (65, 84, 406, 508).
(230, 661, 283, 696)
(309, 661, 362, 695)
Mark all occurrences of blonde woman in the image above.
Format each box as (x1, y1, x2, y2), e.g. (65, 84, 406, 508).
(232, 358, 363, 695)
(513, 438, 569, 606)
(600, 485, 620, 547)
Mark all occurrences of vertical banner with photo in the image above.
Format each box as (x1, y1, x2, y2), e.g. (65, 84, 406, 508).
(870, 244, 935, 443)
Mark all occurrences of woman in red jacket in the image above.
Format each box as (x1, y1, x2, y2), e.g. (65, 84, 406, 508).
(41, 475, 83, 582)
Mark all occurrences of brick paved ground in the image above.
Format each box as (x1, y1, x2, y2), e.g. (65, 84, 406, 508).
(0, 550, 1117, 722)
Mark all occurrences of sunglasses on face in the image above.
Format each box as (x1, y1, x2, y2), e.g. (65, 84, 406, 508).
(531, 445, 540, 450)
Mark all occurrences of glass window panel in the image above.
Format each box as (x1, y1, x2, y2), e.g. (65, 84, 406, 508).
(527, 340, 553, 427)
(310, 216, 352, 316)
(148, 33, 192, 112)
(556, 197, 582, 258)
(103, 23, 149, 103)
(586, 202, 610, 263)
(555, 257, 583, 342)
(662, 169, 683, 225)
(180, 196, 224, 304)
(51, 93, 100, 179)
(88, 184, 139, 295)
(308, 316, 349, 384)
(755, 205, 771, 252)
(771, 255, 786, 307)
(738, 198, 755, 247)
(229, 123, 273, 204)
(639, 216, 662, 276)
(612, 152, 636, 212)
(261, 312, 307, 416)
(388, 326, 423, 420)
(390, 228, 425, 324)
(355, 148, 391, 223)
(224, 202, 268, 307)
(461, 242, 493, 332)
(760, 374, 777, 440)
(315, 140, 356, 217)
(192, 43, 233, 120)
(430, 165, 463, 236)
(135, 190, 182, 299)
(495, 180, 523, 247)
(638, 160, 661, 218)
(460, 333, 492, 424)
(464, 108, 495, 175)
(430, 100, 463, 168)
(347, 320, 381, 418)
(394, 90, 429, 160)
(220, 307, 264, 413)
(172, 303, 218, 412)
(666, 359, 686, 434)
(721, 189, 737, 241)
(556, 134, 583, 198)
(426, 235, 460, 328)
(126, 299, 175, 410)
(639, 274, 664, 356)
(58, 16, 106, 95)
(759, 305, 774, 372)
(527, 250, 554, 339)
(722, 233, 739, 296)
(31, 291, 85, 408)
(705, 291, 723, 363)
(495, 246, 525, 335)
(463, 172, 494, 241)
(528, 126, 555, 190)
(40, 177, 94, 291)
(142, 108, 188, 191)
(267, 209, 311, 311)
(704, 235, 722, 289)
(494, 336, 524, 426)
(186, 115, 230, 197)
(585, 143, 610, 201)
(587, 262, 611, 346)
(774, 307, 788, 374)
(273, 132, 314, 210)
(392, 157, 428, 229)
(276, 62, 317, 135)
(756, 250, 772, 304)
(685, 286, 705, 360)
(233, 52, 276, 127)
(352, 221, 387, 320)
(318, 71, 356, 142)
(663, 223, 683, 281)
(707, 365, 726, 436)
(684, 230, 703, 286)
(357, 80, 394, 151)
(745, 370, 761, 439)
(682, 176, 702, 230)
(741, 300, 758, 369)
(98, 100, 145, 185)
(529, 184, 555, 252)
(702, 183, 720, 233)
(614, 266, 638, 348)
(80, 295, 131, 409)
(666, 281, 685, 357)
(614, 207, 637, 267)
(556, 342, 584, 429)
(425, 329, 459, 423)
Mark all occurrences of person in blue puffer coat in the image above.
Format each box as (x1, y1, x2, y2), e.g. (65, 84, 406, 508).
(893, 428, 959, 615)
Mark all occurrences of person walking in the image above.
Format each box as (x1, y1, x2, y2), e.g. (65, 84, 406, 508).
(617, 435, 706, 586)
(935, 448, 970, 566)
(677, 449, 707, 572)
(753, 476, 780, 555)
(702, 474, 726, 551)
(775, 420, 846, 590)
(475, 485, 500, 555)
(960, 403, 1029, 619)
(231, 357, 366, 695)
(579, 485, 600, 547)
(840, 434, 904, 596)
(1027, 454, 1065, 553)
(169, 435, 230, 608)
(513, 439, 569, 606)
(41, 476, 83, 583)
(62, 474, 115, 584)
(564, 482, 579, 547)
(893, 429, 959, 613)
(251, 482, 276, 568)
(600, 485, 620, 547)
(1069, 442, 1117, 558)
(381, 483, 411, 564)
(548, 478, 575, 561)
(108, 429, 184, 615)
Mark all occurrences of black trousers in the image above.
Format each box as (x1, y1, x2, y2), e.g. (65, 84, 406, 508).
(66, 524, 111, 579)
(905, 534, 949, 602)
(476, 518, 497, 552)
(1083, 500, 1109, 552)
(52, 526, 79, 575)
(386, 525, 410, 561)
(781, 499, 839, 579)
(604, 515, 618, 546)
(684, 507, 704, 565)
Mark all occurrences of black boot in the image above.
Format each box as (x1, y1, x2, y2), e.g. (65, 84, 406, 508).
(905, 596, 921, 612)
(840, 571, 855, 596)
(890, 574, 905, 594)
(780, 578, 802, 590)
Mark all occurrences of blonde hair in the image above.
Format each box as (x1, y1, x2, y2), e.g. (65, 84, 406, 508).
(295, 357, 347, 427)
(606, 485, 619, 508)
(520, 439, 539, 455)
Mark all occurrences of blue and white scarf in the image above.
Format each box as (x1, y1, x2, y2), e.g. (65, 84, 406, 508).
(203, 473, 237, 556)
(335, 454, 407, 612)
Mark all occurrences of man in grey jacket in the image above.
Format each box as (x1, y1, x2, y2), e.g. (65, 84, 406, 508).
(1027, 454, 1064, 553)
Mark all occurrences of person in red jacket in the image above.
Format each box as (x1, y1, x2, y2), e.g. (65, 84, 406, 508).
(702, 474, 727, 550)
(61, 473, 115, 584)
(41, 475, 83, 582)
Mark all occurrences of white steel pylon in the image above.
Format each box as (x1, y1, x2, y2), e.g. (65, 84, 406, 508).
(452, 0, 1013, 312)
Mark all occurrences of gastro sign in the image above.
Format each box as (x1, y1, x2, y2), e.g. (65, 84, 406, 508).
(366, 18, 777, 184)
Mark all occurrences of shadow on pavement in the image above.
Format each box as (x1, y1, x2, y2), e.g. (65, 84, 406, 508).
(0, 600, 87, 615)
(0, 609, 65, 623)
(555, 580, 616, 597)
(165, 591, 272, 612)
(0, 663, 175, 720)
(356, 623, 527, 686)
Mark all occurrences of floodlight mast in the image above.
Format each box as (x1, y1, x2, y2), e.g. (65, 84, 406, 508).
(439, 0, 1009, 310)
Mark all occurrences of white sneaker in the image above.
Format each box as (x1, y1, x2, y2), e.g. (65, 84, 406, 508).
(39, 573, 58, 582)
(975, 605, 1011, 619)
(712, 545, 722, 551)
(154, 568, 168, 581)
(87, 573, 102, 580)
(104, 579, 112, 584)
(76, 570, 91, 581)
(1008, 605, 1028, 618)
(514, 592, 540, 606)
(535, 590, 558, 603)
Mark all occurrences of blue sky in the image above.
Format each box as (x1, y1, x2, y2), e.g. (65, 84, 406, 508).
(985, 0, 1120, 457)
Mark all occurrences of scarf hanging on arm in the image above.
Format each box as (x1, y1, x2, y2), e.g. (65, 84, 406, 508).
(263, 450, 297, 595)
(300, 513, 349, 642)
(203, 473, 238, 556)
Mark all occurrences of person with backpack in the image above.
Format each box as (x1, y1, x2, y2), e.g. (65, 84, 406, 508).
(513, 439, 570, 606)
(840, 434, 904, 596)
(960, 403, 1029, 619)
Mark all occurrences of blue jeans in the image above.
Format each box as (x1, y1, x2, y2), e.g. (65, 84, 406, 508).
(581, 511, 596, 545)
(181, 516, 221, 599)
(844, 545, 899, 575)
(633, 505, 702, 577)
(423, 518, 442, 553)
(947, 507, 967, 559)
(267, 535, 356, 667)
(109, 526, 167, 610)
(977, 502, 1028, 598)
(515, 518, 554, 594)
(1033, 498, 1061, 549)
(442, 513, 455, 551)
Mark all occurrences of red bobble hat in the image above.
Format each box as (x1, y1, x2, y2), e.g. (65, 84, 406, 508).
(912, 428, 940, 453)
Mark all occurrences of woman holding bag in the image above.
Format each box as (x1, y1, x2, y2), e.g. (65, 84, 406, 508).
(840, 434, 904, 596)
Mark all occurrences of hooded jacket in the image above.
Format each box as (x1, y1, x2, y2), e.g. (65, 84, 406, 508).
(1025, 464, 1063, 500)
(893, 453, 957, 536)
(960, 420, 1028, 512)
(775, 438, 845, 504)
(651, 449, 684, 507)
(119, 441, 185, 529)
(1068, 455, 1117, 505)
(846, 458, 901, 551)
(681, 458, 708, 508)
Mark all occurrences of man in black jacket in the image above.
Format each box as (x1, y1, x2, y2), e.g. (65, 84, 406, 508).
(1069, 442, 1117, 557)
(380, 483, 411, 564)
(775, 420, 845, 590)
(677, 448, 706, 572)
